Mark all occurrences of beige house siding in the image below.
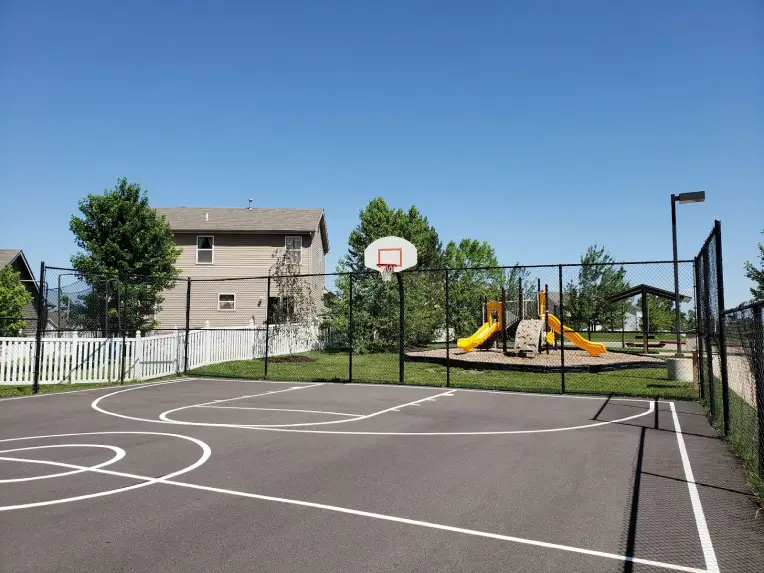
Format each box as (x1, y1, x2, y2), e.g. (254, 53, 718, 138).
(173, 232, 313, 278)
(156, 229, 327, 330)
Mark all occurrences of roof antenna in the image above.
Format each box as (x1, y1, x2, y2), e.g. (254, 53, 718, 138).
(248, 198, 252, 210)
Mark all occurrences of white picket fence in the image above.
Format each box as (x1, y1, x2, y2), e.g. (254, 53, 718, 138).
(0, 322, 321, 385)
(187, 323, 319, 370)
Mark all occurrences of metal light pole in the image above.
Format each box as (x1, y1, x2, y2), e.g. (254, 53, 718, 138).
(671, 191, 705, 357)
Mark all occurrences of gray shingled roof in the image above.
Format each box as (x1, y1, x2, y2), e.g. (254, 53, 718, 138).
(155, 207, 329, 253)
(0, 249, 22, 267)
(0, 249, 39, 295)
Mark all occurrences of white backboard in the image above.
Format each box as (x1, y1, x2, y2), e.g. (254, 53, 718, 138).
(364, 236, 418, 273)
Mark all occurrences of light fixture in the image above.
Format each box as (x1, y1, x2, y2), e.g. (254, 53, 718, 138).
(675, 191, 706, 204)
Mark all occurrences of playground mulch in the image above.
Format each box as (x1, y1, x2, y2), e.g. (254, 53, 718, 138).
(405, 347, 665, 372)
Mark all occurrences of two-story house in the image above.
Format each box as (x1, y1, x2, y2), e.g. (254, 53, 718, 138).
(0, 249, 43, 336)
(154, 206, 329, 329)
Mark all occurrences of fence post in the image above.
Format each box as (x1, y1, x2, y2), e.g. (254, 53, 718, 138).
(753, 305, 764, 481)
(56, 273, 62, 338)
(397, 272, 405, 385)
(694, 256, 705, 400)
(445, 269, 451, 387)
(103, 279, 109, 338)
(116, 282, 125, 384)
(544, 283, 550, 354)
(120, 329, 127, 384)
(264, 274, 271, 379)
(183, 278, 191, 374)
(501, 285, 507, 355)
(173, 325, 180, 374)
(702, 247, 715, 419)
(134, 331, 143, 380)
(714, 221, 730, 436)
(621, 305, 626, 349)
(641, 288, 649, 355)
(204, 321, 211, 366)
(558, 265, 565, 393)
(348, 273, 353, 383)
(32, 261, 46, 394)
(69, 331, 78, 383)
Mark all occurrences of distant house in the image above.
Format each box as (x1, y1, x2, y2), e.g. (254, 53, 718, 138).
(154, 206, 329, 329)
(0, 249, 43, 336)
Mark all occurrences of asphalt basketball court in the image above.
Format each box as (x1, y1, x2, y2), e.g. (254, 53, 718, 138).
(1, 377, 762, 572)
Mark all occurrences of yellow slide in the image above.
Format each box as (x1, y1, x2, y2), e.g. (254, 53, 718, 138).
(457, 321, 501, 352)
(546, 314, 607, 357)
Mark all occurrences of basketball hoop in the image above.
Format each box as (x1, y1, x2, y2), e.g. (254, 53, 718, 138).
(364, 236, 418, 282)
(379, 264, 397, 282)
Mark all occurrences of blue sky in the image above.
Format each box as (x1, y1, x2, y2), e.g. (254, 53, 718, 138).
(1, 0, 762, 304)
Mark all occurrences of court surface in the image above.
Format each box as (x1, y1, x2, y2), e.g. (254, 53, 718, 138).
(1, 377, 762, 572)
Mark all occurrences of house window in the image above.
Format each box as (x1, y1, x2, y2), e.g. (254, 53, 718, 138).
(197, 236, 214, 264)
(268, 296, 295, 323)
(285, 235, 302, 264)
(218, 294, 235, 311)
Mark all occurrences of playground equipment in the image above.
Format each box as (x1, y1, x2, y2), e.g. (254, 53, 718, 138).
(364, 236, 418, 280)
(457, 299, 544, 356)
(457, 301, 503, 352)
(539, 292, 607, 357)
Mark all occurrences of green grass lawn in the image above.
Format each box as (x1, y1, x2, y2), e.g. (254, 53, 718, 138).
(190, 351, 696, 400)
(704, 377, 764, 500)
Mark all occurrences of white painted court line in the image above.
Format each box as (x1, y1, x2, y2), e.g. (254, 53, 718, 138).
(0, 377, 327, 405)
(88, 381, 321, 426)
(670, 402, 719, 573)
(249, 401, 656, 436)
(0, 454, 705, 572)
(0, 431, 211, 512)
(91, 382, 657, 435)
(0, 377, 196, 402)
(341, 383, 655, 403)
(199, 406, 362, 417)
(196, 378, 324, 386)
(158, 384, 323, 423)
(161, 388, 455, 428)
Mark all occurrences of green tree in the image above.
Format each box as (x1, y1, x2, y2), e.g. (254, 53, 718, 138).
(744, 229, 764, 300)
(682, 308, 696, 331)
(642, 296, 675, 333)
(328, 198, 443, 352)
(69, 178, 180, 334)
(0, 266, 33, 336)
(444, 239, 529, 337)
(343, 198, 443, 273)
(564, 245, 629, 331)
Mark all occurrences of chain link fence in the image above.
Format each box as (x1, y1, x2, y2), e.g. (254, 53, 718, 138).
(1, 259, 697, 396)
(695, 220, 764, 498)
(721, 301, 764, 497)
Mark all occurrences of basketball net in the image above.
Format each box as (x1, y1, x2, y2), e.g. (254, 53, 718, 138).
(379, 264, 397, 282)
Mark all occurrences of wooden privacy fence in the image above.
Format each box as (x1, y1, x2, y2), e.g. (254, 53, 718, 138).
(0, 322, 321, 385)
